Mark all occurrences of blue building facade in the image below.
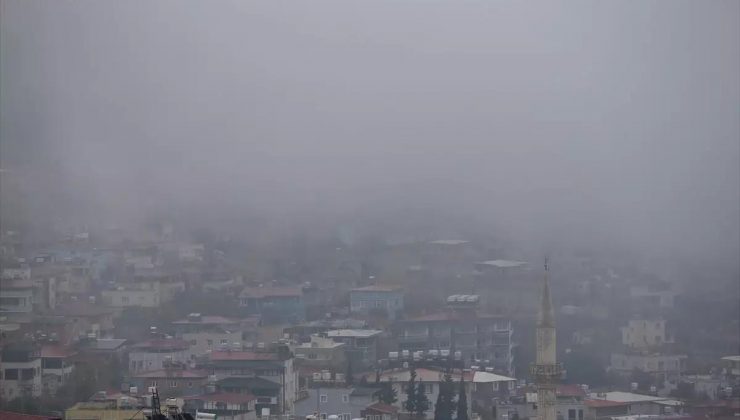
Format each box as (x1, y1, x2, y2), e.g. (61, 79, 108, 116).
(349, 286, 404, 320)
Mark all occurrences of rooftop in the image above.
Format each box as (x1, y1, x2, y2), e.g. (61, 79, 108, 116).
(721, 355, 740, 362)
(472, 371, 517, 383)
(326, 329, 383, 338)
(210, 351, 279, 361)
(428, 240, 469, 246)
(41, 344, 76, 358)
(185, 392, 256, 405)
(83, 338, 127, 351)
(588, 391, 667, 403)
(0, 411, 62, 420)
(364, 402, 399, 414)
(239, 286, 303, 299)
(477, 260, 528, 268)
(131, 338, 190, 352)
(132, 369, 208, 379)
(352, 285, 403, 293)
(172, 315, 242, 325)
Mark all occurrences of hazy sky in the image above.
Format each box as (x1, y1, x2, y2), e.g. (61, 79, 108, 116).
(1, 1, 738, 266)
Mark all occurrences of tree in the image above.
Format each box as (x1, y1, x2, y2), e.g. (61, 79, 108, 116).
(414, 377, 430, 418)
(404, 367, 418, 414)
(456, 377, 469, 420)
(434, 372, 456, 420)
(346, 359, 355, 385)
(375, 383, 398, 405)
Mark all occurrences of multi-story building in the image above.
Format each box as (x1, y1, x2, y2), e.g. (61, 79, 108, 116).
(102, 269, 185, 308)
(172, 313, 258, 357)
(201, 345, 298, 415)
(128, 338, 192, 374)
(40, 344, 76, 396)
(129, 363, 209, 398)
(393, 295, 514, 376)
(0, 277, 34, 313)
(1, 342, 42, 399)
(377, 367, 473, 420)
(294, 386, 378, 420)
(621, 319, 674, 350)
(183, 393, 257, 420)
(294, 335, 347, 373)
(239, 287, 304, 324)
(609, 352, 687, 387)
(350, 285, 404, 320)
(325, 329, 382, 370)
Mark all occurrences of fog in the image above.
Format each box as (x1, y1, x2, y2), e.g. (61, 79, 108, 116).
(1, 1, 738, 269)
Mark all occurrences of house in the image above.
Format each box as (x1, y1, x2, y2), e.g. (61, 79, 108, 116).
(377, 367, 473, 420)
(172, 313, 258, 357)
(47, 302, 116, 339)
(128, 338, 192, 374)
(129, 363, 209, 397)
(64, 393, 148, 420)
(1, 341, 42, 399)
(394, 295, 514, 376)
(325, 329, 382, 370)
(621, 319, 674, 350)
(239, 287, 304, 324)
(586, 392, 684, 419)
(495, 384, 586, 420)
(40, 344, 76, 396)
(0, 277, 34, 313)
(350, 285, 404, 320)
(102, 268, 185, 308)
(721, 355, 740, 378)
(294, 386, 378, 420)
(202, 345, 298, 414)
(362, 402, 399, 420)
(609, 352, 687, 391)
(294, 335, 347, 373)
(183, 392, 257, 420)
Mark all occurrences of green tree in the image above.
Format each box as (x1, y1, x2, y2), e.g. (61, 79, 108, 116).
(414, 378, 430, 418)
(404, 367, 418, 414)
(456, 377, 468, 420)
(375, 383, 398, 405)
(434, 372, 456, 420)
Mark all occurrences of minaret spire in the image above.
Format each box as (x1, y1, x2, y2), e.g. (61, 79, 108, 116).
(531, 257, 562, 420)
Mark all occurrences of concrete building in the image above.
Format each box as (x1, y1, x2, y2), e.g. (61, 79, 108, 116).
(172, 313, 258, 357)
(239, 287, 305, 324)
(394, 295, 514, 375)
(183, 393, 258, 420)
(0, 278, 34, 313)
(586, 392, 684, 420)
(1, 342, 42, 399)
(609, 352, 686, 388)
(128, 338, 192, 374)
(326, 329, 382, 370)
(377, 367, 473, 420)
(294, 386, 377, 420)
(621, 319, 674, 350)
(294, 335, 348, 373)
(40, 344, 76, 396)
(129, 364, 209, 398)
(202, 345, 298, 415)
(350, 285, 404, 320)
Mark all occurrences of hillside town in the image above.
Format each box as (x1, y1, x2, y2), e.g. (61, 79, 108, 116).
(0, 225, 737, 420)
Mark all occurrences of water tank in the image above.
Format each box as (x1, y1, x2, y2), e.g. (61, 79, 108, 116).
(630, 382, 638, 391)
(322, 371, 332, 380)
(313, 372, 322, 381)
(454, 351, 462, 360)
(232, 342, 241, 350)
(486, 367, 494, 373)
(429, 350, 439, 358)
(401, 350, 410, 358)
(389, 352, 399, 360)
(257, 342, 266, 349)
(440, 350, 450, 357)
(328, 416, 339, 420)
(129, 386, 138, 395)
(650, 386, 657, 393)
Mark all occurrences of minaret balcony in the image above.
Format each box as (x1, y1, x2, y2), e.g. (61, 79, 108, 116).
(529, 362, 563, 381)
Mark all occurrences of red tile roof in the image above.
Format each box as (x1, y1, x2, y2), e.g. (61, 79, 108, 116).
(210, 351, 278, 361)
(364, 402, 399, 414)
(184, 393, 256, 404)
(0, 411, 62, 420)
(557, 384, 587, 398)
(41, 344, 76, 358)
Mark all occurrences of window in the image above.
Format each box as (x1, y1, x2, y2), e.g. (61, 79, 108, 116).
(207, 339, 213, 346)
(221, 339, 229, 344)
(190, 340, 197, 345)
(340, 414, 351, 420)
(342, 395, 349, 403)
(188, 381, 193, 388)
(308, 353, 318, 360)
(320, 395, 328, 403)
(568, 409, 576, 420)
(171, 381, 178, 387)
(151, 381, 158, 387)
(320, 414, 327, 420)
(578, 410, 584, 420)
(4, 369, 18, 380)
(122, 296, 130, 304)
